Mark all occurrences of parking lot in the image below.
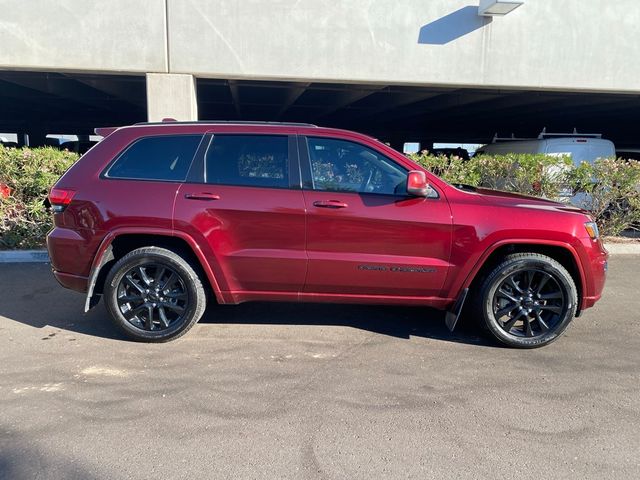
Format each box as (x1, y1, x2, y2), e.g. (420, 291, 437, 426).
(0, 256, 638, 480)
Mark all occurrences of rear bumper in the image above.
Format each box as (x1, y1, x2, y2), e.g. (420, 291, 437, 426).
(46, 226, 102, 289)
(52, 270, 88, 293)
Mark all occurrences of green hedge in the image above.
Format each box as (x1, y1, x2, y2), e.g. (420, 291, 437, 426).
(410, 151, 640, 236)
(0, 145, 78, 249)
(411, 152, 574, 198)
(0, 146, 638, 249)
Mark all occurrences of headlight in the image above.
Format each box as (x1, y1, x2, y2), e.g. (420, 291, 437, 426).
(584, 221, 599, 239)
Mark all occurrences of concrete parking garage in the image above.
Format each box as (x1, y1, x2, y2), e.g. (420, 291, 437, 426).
(2, 1, 640, 149)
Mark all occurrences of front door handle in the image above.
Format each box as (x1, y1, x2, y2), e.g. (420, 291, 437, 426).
(313, 200, 348, 209)
(184, 192, 220, 201)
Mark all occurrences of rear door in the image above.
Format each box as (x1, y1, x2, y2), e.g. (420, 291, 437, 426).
(174, 133, 307, 295)
(299, 135, 452, 298)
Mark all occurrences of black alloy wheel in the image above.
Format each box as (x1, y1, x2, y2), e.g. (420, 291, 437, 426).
(117, 263, 188, 332)
(477, 253, 578, 348)
(492, 268, 566, 338)
(104, 247, 206, 342)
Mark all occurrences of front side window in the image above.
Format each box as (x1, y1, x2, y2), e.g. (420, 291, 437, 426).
(106, 135, 202, 181)
(205, 135, 289, 188)
(307, 137, 407, 195)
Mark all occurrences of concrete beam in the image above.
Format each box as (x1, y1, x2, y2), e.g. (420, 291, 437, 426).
(348, 90, 442, 121)
(0, 72, 124, 113)
(71, 75, 146, 108)
(146, 73, 198, 121)
(312, 86, 388, 120)
(228, 80, 242, 119)
(275, 83, 311, 120)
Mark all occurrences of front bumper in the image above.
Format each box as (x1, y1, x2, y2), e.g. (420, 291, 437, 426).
(579, 239, 608, 311)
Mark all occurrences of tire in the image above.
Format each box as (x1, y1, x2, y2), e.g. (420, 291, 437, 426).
(104, 247, 206, 342)
(475, 253, 578, 349)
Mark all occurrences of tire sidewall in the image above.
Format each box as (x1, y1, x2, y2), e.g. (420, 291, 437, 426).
(482, 258, 577, 348)
(105, 252, 200, 341)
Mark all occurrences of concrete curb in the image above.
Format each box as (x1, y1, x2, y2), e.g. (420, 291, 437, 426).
(0, 250, 50, 263)
(0, 243, 639, 263)
(604, 243, 640, 255)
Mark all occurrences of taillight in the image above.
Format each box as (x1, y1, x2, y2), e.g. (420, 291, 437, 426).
(49, 188, 75, 212)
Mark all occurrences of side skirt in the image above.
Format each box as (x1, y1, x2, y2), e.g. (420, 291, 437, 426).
(225, 290, 455, 310)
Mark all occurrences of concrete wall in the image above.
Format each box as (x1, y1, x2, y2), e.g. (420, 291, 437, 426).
(1, 0, 639, 93)
(0, 0, 166, 73)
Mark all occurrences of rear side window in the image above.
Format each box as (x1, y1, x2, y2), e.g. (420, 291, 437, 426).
(106, 135, 202, 181)
(205, 135, 289, 188)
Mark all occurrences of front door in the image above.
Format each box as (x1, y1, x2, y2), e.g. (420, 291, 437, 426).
(300, 136, 452, 298)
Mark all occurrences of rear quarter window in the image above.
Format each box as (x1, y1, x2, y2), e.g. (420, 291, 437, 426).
(105, 134, 202, 181)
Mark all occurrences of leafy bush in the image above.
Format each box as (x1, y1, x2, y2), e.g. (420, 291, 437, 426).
(0, 146, 638, 248)
(410, 151, 640, 236)
(0, 146, 78, 249)
(567, 158, 640, 236)
(410, 152, 573, 198)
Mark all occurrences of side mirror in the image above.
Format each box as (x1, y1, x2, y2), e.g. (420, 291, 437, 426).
(406, 170, 429, 197)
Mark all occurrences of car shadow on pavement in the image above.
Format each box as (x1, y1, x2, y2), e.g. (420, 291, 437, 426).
(0, 263, 127, 341)
(0, 263, 492, 346)
(199, 302, 493, 347)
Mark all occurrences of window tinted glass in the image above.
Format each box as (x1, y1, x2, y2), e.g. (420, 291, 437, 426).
(307, 137, 407, 195)
(106, 135, 201, 181)
(206, 135, 289, 188)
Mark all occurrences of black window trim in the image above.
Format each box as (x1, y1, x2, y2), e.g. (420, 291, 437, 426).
(100, 133, 206, 183)
(184, 132, 301, 190)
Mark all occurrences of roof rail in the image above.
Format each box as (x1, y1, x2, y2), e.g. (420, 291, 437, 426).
(133, 120, 319, 127)
(537, 127, 602, 139)
(491, 133, 536, 143)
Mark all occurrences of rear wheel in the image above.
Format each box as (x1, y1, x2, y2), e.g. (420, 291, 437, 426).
(477, 253, 577, 348)
(104, 247, 206, 342)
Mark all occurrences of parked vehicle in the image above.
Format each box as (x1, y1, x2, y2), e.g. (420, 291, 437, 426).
(0, 139, 18, 148)
(616, 149, 640, 161)
(46, 121, 608, 348)
(430, 147, 470, 161)
(476, 129, 615, 166)
(476, 130, 616, 207)
(59, 140, 99, 155)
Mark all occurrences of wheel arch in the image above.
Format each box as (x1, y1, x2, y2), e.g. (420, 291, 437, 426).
(460, 240, 586, 314)
(84, 228, 225, 312)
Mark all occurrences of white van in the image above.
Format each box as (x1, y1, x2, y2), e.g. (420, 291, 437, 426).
(475, 130, 616, 208)
(475, 130, 615, 166)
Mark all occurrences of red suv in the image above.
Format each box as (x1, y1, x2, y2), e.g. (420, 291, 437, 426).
(46, 121, 608, 347)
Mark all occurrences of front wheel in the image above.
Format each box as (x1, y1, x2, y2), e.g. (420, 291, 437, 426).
(104, 247, 206, 342)
(477, 253, 578, 348)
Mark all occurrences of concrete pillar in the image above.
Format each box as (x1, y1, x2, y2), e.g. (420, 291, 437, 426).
(16, 133, 29, 147)
(146, 73, 198, 122)
(25, 128, 48, 147)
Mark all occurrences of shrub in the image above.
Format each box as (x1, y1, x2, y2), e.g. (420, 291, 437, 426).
(410, 151, 640, 237)
(410, 151, 573, 198)
(0, 146, 78, 249)
(0, 145, 637, 248)
(567, 158, 640, 236)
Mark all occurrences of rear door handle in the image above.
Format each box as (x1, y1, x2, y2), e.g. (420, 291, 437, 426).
(313, 200, 348, 209)
(184, 192, 220, 201)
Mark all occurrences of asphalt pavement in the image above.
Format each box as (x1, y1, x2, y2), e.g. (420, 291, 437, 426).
(0, 257, 638, 480)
